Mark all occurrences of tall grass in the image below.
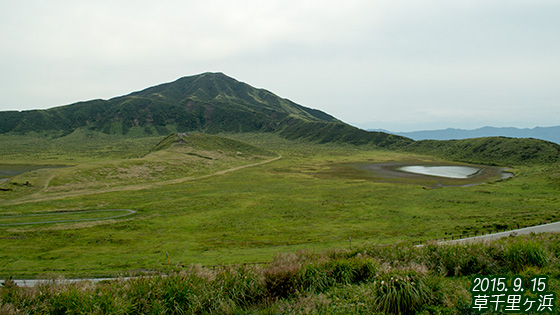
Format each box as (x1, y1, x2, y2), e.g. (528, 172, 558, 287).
(503, 240, 549, 273)
(2, 233, 557, 314)
(372, 268, 430, 315)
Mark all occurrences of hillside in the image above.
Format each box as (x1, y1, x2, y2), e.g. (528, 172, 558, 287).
(149, 132, 273, 157)
(1, 72, 559, 163)
(0, 72, 409, 148)
(379, 125, 560, 145)
(407, 136, 560, 165)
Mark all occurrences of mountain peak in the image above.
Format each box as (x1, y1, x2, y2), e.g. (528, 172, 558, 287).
(0, 73, 412, 148)
(0, 72, 343, 134)
(176, 71, 233, 83)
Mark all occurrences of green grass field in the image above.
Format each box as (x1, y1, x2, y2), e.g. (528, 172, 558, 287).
(2, 232, 559, 314)
(0, 131, 559, 278)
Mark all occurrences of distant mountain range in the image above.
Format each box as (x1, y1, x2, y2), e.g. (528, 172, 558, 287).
(372, 126, 560, 145)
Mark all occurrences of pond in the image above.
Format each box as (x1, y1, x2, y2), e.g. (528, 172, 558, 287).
(397, 165, 481, 179)
(0, 164, 64, 181)
(318, 162, 513, 188)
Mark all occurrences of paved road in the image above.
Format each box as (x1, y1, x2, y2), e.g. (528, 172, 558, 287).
(445, 221, 560, 244)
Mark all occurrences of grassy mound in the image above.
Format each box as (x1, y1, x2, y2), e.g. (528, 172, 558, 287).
(0, 131, 277, 201)
(150, 133, 274, 157)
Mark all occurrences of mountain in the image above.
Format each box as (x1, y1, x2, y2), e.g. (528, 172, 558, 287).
(1, 72, 558, 164)
(0, 72, 410, 148)
(373, 126, 560, 145)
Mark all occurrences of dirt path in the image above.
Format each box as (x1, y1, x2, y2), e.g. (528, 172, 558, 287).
(3, 156, 282, 205)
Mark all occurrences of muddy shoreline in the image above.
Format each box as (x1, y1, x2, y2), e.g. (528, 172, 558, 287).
(350, 162, 513, 188)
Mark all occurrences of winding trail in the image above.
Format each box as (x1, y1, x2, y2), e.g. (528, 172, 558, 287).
(3, 156, 282, 205)
(0, 156, 284, 285)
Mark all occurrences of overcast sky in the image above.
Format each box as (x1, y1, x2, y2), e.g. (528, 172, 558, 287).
(1, 0, 559, 131)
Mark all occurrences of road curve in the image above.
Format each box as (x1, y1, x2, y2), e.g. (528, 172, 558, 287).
(444, 221, 560, 244)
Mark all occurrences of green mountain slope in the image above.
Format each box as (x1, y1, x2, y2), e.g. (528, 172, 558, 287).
(0, 72, 409, 148)
(1, 72, 341, 133)
(1, 72, 559, 164)
(407, 137, 560, 165)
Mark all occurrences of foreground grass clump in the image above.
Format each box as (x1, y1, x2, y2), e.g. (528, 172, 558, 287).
(371, 268, 430, 315)
(2, 233, 559, 314)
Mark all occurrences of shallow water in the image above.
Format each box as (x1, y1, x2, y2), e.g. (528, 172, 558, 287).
(0, 164, 64, 181)
(398, 165, 481, 179)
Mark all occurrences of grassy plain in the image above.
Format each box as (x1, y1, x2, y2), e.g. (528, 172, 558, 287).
(0, 131, 559, 278)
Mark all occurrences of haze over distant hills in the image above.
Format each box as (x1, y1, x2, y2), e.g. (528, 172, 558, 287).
(372, 126, 560, 145)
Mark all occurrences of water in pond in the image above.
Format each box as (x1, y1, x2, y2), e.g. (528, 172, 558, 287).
(0, 165, 63, 181)
(398, 166, 481, 179)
